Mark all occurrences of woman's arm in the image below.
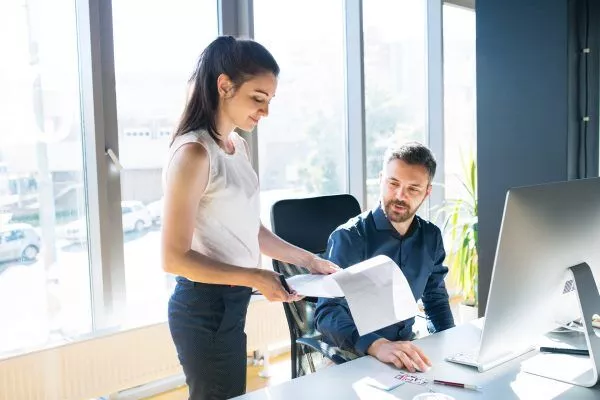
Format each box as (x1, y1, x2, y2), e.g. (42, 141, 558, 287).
(238, 135, 338, 275)
(258, 224, 339, 274)
(161, 142, 299, 301)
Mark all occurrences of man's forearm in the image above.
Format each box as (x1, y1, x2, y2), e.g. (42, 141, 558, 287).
(315, 300, 362, 351)
(357, 333, 384, 356)
(424, 297, 455, 332)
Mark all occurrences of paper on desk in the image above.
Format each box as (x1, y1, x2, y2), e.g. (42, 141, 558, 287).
(285, 255, 418, 336)
(360, 373, 405, 391)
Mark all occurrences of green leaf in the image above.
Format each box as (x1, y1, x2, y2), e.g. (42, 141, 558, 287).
(440, 148, 478, 306)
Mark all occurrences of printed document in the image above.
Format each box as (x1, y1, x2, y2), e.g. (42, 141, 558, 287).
(285, 255, 418, 335)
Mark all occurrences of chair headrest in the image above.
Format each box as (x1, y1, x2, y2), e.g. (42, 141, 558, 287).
(270, 194, 361, 253)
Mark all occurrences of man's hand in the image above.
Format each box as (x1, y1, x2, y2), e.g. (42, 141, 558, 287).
(367, 338, 432, 373)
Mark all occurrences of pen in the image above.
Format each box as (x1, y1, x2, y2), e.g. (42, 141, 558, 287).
(433, 380, 481, 391)
(539, 347, 589, 356)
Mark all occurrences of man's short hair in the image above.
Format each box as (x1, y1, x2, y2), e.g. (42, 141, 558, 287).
(382, 141, 437, 181)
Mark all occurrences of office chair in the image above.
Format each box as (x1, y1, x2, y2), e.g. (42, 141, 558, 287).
(270, 194, 362, 378)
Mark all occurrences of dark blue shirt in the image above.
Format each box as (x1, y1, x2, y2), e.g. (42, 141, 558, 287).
(314, 205, 455, 356)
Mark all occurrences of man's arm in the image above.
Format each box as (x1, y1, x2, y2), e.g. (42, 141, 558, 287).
(421, 228, 455, 332)
(314, 229, 382, 355)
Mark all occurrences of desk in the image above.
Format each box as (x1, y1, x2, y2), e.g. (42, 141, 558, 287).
(235, 319, 600, 399)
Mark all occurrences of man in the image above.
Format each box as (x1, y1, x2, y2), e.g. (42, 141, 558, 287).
(314, 142, 455, 373)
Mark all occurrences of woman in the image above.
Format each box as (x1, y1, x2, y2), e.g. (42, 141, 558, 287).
(161, 36, 339, 400)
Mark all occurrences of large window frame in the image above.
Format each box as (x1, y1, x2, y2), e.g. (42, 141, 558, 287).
(2, 0, 473, 355)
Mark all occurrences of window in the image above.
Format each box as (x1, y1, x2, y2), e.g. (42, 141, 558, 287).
(111, 0, 218, 326)
(0, 0, 475, 362)
(253, 0, 347, 236)
(442, 4, 476, 201)
(0, 0, 91, 354)
(363, 0, 428, 209)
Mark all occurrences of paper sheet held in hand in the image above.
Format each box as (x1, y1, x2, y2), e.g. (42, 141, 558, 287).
(285, 255, 418, 335)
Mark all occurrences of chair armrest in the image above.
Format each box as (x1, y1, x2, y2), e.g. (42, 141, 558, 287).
(296, 337, 352, 365)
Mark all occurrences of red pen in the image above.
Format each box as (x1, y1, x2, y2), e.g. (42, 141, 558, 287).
(433, 379, 481, 391)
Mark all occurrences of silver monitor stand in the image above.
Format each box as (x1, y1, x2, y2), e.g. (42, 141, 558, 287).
(522, 262, 600, 387)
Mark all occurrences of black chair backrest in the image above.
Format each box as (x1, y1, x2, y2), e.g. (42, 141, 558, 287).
(270, 194, 361, 371)
(270, 194, 362, 255)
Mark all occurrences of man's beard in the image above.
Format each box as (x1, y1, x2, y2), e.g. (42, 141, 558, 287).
(384, 199, 417, 223)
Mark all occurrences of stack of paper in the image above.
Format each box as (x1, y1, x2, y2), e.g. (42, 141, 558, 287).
(285, 255, 418, 336)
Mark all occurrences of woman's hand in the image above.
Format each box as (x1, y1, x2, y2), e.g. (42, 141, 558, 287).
(306, 256, 341, 275)
(254, 269, 303, 302)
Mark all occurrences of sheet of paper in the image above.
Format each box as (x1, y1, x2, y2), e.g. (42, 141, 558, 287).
(331, 255, 418, 336)
(361, 372, 406, 391)
(284, 255, 418, 336)
(353, 377, 404, 398)
(286, 274, 344, 298)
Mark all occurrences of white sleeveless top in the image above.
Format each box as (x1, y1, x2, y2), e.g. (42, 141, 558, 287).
(163, 130, 261, 269)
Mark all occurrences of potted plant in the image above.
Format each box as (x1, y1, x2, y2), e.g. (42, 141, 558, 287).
(437, 153, 478, 323)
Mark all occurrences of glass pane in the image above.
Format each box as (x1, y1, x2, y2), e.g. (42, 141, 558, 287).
(254, 0, 347, 236)
(0, 0, 91, 355)
(443, 5, 476, 201)
(112, 0, 218, 326)
(363, 0, 427, 209)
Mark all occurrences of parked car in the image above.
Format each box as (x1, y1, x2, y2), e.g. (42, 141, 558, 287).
(64, 200, 153, 243)
(146, 197, 163, 226)
(121, 200, 153, 232)
(0, 223, 41, 263)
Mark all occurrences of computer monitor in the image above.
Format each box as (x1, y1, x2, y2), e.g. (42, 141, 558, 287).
(446, 177, 600, 387)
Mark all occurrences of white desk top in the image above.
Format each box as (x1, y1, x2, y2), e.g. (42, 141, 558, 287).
(235, 319, 600, 400)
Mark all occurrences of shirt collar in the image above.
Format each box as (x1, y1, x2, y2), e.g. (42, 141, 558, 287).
(373, 203, 421, 237)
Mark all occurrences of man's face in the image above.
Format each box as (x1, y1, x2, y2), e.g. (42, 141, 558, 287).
(380, 159, 432, 223)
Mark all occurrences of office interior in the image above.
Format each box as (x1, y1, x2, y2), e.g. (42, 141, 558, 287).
(0, 0, 599, 399)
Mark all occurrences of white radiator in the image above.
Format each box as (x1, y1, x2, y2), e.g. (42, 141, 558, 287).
(0, 297, 290, 400)
(0, 323, 181, 400)
(246, 296, 290, 353)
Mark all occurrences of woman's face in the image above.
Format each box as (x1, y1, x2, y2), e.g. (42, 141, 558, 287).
(218, 72, 278, 133)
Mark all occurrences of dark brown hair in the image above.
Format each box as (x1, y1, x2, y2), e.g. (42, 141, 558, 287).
(171, 36, 279, 145)
(383, 141, 437, 180)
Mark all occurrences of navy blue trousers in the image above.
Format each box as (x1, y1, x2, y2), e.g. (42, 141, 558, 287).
(168, 278, 252, 400)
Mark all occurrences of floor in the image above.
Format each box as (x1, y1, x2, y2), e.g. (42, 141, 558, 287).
(145, 352, 292, 400)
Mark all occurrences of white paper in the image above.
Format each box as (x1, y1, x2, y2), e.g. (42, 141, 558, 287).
(284, 255, 418, 336)
(333, 255, 419, 335)
(361, 373, 405, 391)
(286, 274, 344, 298)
